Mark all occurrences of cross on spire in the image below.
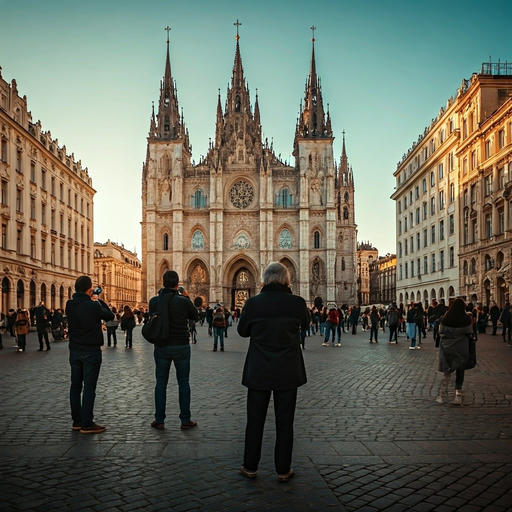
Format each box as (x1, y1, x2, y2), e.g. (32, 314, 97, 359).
(234, 19, 242, 40)
(310, 25, 316, 42)
(164, 26, 171, 43)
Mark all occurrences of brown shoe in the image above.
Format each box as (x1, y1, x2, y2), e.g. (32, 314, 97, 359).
(180, 420, 197, 430)
(71, 422, 82, 431)
(80, 423, 106, 434)
(240, 466, 258, 479)
(151, 421, 165, 430)
(278, 469, 295, 482)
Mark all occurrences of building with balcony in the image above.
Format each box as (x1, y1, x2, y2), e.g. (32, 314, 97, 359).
(94, 240, 142, 311)
(1, 69, 95, 312)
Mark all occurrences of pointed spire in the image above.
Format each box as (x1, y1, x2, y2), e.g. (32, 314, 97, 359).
(215, 89, 223, 147)
(254, 88, 260, 125)
(340, 130, 348, 173)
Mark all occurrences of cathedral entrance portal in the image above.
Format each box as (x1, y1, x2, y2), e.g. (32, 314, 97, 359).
(231, 268, 254, 310)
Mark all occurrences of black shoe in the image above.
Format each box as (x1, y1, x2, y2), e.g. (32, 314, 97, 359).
(37, 348, 43, 351)
(213, 347, 217, 351)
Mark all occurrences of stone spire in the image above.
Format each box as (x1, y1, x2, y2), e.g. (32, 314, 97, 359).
(337, 131, 354, 188)
(294, 27, 332, 148)
(152, 27, 184, 141)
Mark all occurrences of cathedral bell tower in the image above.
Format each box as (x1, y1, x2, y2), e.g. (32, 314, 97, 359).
(294, 27, 336, 304)
(142, 27, 191, 302)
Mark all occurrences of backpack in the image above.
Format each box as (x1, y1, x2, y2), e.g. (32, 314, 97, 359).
(328, 309, 338, 324)
(213, 311, 225, 327)
(142, 294, 173, 345)
(388, 310, 398, 327)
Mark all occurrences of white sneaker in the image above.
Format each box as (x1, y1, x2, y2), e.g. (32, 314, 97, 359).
(409, 346, 416, 350)
(335, 343, 341, 347)
(416, 345, 420, 349)
(435, 396, 444, 404)
(451, 393, 463, 405)
(389, 341, 396, 344)
(322, 342, 329, 347)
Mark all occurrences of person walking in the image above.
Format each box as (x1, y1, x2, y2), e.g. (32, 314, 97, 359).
(349, 305, 359, 334)
(490, 301, 500, 336)
(149, 270, 198, 430)
(121, 306, 136, 348)
(212, 306, 226, 351)
(387, 304, 399, 343)
(66, 276, 114, 434)
(500, 303, 512, 344)
(105, 307, 119, 347)
(415, 302, 426, 346)
(14, 309, 30, 352)
(323, 306, 339, 346)
(407, 302, 418, 349)
(33, 301, 51, 351)
(369, 305, 380, 343)
(436, 298, 476, 405)
(237, 262, 309, 482)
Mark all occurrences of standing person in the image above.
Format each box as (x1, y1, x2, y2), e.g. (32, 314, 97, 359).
(415, 302, 426, 346)
(319, 306, 328, 337)
(15, 309, 30, 352)
(436, 298, 476, 405)
(205, 306, 213, 336)
(500, 303, 511, 344)
(432, 299, 448, 347)
(51, 308, 65, 342)
(212, 306, 226, 351)
(149, 270, 198, 430)
(398, 303, 406, 333)
(33, 301, 51, 351)
(66, 276, 114, 434)
(489, 301, 501, 336)
(6, 309, 17, 338)
(369, 305, 380, 343)
(379, 306, 386, 332)
(224, 308, 231, 338)
(121, 306, 136, 348)
(301, 308, 312, 349)
(350, 305, 359, 334)
(387, 304, 399, 344)
(237, 262, 309, 482)
(105, 307, 119, 347)
(336, 307, 344, 341)
(323, 305, 339, 347)
(189, 317, 197, 344)
(407, 302, 418, 349)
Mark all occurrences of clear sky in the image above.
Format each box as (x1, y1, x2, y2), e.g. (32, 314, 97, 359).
(0, 0, 510, 257)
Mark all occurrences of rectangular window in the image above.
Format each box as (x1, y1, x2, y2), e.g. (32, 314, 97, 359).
(405, 262, 408, 279)
(450, 183, 455, 203)
(411, 260, 414, 277)
(15, 151, 21, 173)
(1, 180, 7, 205)
(60, 213, 64, 234)
(16, 188, 22, 212)
(30, 162, 36, 182)
(430, 171, 435, 187)
(416, 233, 420, 250)
(404, 196, 408, 209)
(438, 163, 444, 180)
(31, 235, 36, 258)
(416, 207, 420, 224)
(499, 207, 505, 234)
(30, 197, 36, 219)
(68, 189, 71, 206)
(41, 203, 46, 225)
(1, 223, 7, 250)
(485, 139, 492, 159)
(449, 247, 454, 267)
(68, 218, 71, 237)
(471, 150, 477, 170)
(16, 228, 22, 254)
(51, 209, 55, 231)
(471, 184, 476, 203)
(60, 245, 64, 266)
(422, 179, 427, 194)
(499, 167, 505, 189)
(399, 221, 402, 236)
(74, 194, 78, 210)
(404, 217, 408, 232)
(430, 197, 435, 215)
(405, 239, 408, 256)
(415, 186, 419, 199)
(423, 229, 428, 247)
(424, 256, 428, 274)
(439, 190, 445, 210)
(432, 253, 436, 272)
(499, 129, 506, 149)
(463, 157, 468, 175)
(431, 225, 436, 244)
(484, 174, 493, 196)
(410, 212, 413, 228)
(398, 242, 402, 258)
(51, 176, 56, 196)
(399, 264, 402, 280)
(410, 235, 414, 253)
(485, 213, 492, 238)
(450, 214, 454, 235)
(41, 169, 46, 190)
(422, 202, 427, 220)
(440, 250, 445, 271)
(449, 152, 454, 172)
(60, 183, 64, 201)
(41, 237, 46, 262)
(440, 219, 445, 240)
(0, 139, 7, 162)
(417, 258, 421, 276)
(398, 200, 402, 214)
(51, 242, 55, 265)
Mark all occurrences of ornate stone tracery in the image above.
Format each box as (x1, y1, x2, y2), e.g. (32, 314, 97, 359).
(229, 180, 254, 209)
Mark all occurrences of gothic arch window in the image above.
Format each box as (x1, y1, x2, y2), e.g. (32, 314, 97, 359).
(229, 180, 254, 209)
(235, 95, 241, 112)
(497, 251, 504, 269)
(192, 230, 204, 250)
(313, 231, 320, 249)
(463, 260, 468, 275)
(343, 206, 349, 219)
(191, 188, 206, 209)
(279, 229, 292, 250)
(344, 191, 349, 202)
(276, 188, 292, 208)
(470, 258, 476, 274)
(163, 233, 169, 251)
(234, 233, 250, 250)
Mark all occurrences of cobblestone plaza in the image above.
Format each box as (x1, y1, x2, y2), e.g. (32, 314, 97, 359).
(1, 324, 511, 511)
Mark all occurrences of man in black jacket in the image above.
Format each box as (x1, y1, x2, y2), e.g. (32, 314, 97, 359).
(66, 276, 114, 434)
(33, 301, 51, 351)
(237, 262, 309, 482)
(149, 270, 198, 430)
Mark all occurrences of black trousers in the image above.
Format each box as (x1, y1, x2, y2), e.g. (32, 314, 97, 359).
(244, 388, 297, 475)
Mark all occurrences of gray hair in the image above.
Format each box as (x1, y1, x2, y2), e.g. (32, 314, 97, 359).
(262, 262, 291, 286)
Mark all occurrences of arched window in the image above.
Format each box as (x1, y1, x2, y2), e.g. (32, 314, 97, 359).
(279, 229, 292, 249)
(343, 207, 349, 220)
(163, 233, 169, 251)
(276, 188, 292, 208)
(313, 231, 320, 249)
(470, 258, 476, 274)
(192, 230, 204, 250)
(463, 260, 468, 275)
(497, 251, 504, 269)
(191, 189, 206, 208)
(344, 191, 349, 202)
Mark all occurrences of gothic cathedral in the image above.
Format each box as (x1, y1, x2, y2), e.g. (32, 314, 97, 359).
(141, 29, 357, 308)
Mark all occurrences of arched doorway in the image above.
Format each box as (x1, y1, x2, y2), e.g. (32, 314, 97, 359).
(185, 260, 209, 306)
(280, 257, 297, 292)
(30, 280, 36, 308)
(232, 268, 255, 310)
(16, 279, 24, 309)
(2, 277, 11, 312)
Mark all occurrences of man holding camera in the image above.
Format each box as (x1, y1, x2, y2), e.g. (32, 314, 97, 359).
(66, 276, 114, 434)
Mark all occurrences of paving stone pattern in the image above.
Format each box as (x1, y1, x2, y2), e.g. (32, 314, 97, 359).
(1, 323, 512, 511)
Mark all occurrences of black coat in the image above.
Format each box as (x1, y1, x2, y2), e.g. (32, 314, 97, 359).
(237, 283, 309, 391)
(148, 288, 198, 346)
(66, 293, 114, 351)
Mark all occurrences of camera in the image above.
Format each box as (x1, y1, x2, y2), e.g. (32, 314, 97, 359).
(92, 286, 102, 295)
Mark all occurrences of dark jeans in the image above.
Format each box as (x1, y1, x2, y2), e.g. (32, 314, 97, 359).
(125, 327, 134, 347)
(69, 349, 102, 428)
(37, 327, 49, 349)
(503, 323, 511, 342)
(369, 324, 378, 341)
(324, 321, 337, 343)
(244, 388, 297, 475)
(154, 344, 191, 424)
(455, 368, 465, 390)
(491, 320, 498, 335)
(388, 325, 398, 342)
(213, 327, 224, 349)
(17, 334, 26, 350)
(107, 326, 117, 346)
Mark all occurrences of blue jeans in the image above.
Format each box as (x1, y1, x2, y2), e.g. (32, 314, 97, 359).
(213, 327, 224, 349)
(69, 349, 102, 428)
(154, 344, 191, 424)
(125, 327, 134, 347)
(324, 321, 336, 343)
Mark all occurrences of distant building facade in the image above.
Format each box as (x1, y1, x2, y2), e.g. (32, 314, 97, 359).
(94, 241, 142, 311)
(393, 62, 512, 308)
(0, 69, 95, 312)
(369, 254, 397, 305)
(141, 30, 358, 308)
(356, 242, 378, 306)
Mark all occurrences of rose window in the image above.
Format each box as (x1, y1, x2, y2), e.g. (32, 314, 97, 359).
(229, 180, 254, 209)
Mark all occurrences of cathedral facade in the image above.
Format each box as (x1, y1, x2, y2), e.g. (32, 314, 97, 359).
(141, 31, 357, 308)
